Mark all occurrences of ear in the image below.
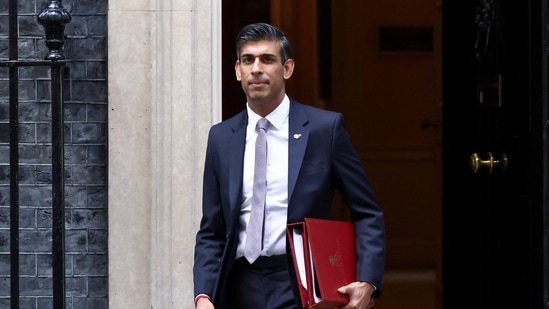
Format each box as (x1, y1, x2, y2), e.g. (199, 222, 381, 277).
(283, 59, 295, 80)
(235, 60, 242, 81)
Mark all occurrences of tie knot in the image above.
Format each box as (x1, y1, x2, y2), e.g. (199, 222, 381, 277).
(257, 118, 269, 131)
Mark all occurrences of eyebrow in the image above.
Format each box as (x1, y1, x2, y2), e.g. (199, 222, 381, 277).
(241, 52, 278, 59)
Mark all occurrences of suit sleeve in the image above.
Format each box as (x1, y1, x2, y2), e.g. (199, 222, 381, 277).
(193, 127, 227, 299)
(330, 113, 386, 297)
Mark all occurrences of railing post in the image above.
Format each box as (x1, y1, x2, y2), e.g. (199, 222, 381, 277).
(37, 1, 71, 308)
(8, 0, 19, 307)
(38, 0, 71, 61)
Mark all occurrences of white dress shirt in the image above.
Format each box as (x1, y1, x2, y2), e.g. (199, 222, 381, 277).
(236, 95, 290, 258)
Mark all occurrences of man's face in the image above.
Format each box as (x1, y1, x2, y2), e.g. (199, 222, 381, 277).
(235, 39, 294, 110)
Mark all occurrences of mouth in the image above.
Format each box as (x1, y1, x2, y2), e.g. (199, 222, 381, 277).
(249, 79, 268, 87)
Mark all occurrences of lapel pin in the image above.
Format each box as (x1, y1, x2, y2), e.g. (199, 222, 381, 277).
(293, 133, 302, 139)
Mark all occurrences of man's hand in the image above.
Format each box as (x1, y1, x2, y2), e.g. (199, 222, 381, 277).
(195, 296, 214, 309)
(337, 281, 376, 309)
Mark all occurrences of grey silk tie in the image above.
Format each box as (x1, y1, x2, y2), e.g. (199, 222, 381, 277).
(244, 117, 269, 264)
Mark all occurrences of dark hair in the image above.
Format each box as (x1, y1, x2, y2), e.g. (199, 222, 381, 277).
(235, 22, 291, 64)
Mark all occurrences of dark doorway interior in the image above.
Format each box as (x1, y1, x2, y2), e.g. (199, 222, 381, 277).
(221, 0, 271, 119)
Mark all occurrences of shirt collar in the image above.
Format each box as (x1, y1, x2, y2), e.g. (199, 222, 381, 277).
(246, 94, 290, 130)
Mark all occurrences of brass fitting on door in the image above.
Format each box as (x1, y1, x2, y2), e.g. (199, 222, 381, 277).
(470, 152, 509, 174)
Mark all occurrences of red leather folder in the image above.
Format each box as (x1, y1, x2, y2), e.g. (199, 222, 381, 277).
(287, 218, 356, 308)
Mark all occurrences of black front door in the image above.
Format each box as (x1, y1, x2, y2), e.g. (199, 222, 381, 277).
(442, 0, 547, 308)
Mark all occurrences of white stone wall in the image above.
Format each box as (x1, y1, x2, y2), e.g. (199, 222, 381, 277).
(107, 1, 220, 308)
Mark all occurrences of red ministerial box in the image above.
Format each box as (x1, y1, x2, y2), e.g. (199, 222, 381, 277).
(287, 218, 356, 308)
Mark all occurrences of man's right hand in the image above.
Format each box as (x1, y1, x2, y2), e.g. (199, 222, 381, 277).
(195, 297, 214, 309)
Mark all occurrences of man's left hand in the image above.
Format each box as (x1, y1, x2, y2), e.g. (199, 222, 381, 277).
(337, 281, 376, 309)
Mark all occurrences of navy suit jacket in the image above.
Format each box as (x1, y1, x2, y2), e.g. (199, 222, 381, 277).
(193, 97, 386, 307)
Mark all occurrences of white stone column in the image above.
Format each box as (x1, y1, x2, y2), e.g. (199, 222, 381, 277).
(108, 0, 221, 308)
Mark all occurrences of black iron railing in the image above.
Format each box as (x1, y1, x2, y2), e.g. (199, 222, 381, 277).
(0, 0, 71, 308)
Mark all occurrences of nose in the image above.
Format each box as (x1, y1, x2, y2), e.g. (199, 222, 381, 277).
(251, 58, 262, 73)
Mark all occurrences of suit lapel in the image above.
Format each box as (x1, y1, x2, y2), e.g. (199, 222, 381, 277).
(228, 112, 248, 223)
(227, 102, 309, 219)
(288, 101, 309, 204)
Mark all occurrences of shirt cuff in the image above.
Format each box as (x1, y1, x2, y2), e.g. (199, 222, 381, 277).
(365, 281, 377, 290)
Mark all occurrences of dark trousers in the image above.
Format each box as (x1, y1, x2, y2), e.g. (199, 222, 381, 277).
(227, 255, 300, 309)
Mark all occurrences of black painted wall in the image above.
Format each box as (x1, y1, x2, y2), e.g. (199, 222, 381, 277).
(0, 0, 108, 308)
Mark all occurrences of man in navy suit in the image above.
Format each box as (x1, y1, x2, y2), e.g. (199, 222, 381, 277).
(193, 22, 385, 309)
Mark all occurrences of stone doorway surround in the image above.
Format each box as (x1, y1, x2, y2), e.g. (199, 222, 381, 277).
(108, 1, 220, 308)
